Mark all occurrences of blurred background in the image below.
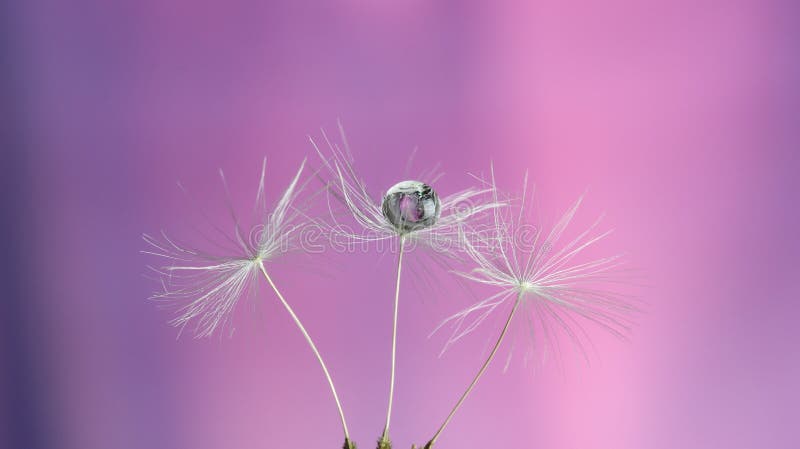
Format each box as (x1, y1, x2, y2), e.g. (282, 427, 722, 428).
(2, 1, 798, 448)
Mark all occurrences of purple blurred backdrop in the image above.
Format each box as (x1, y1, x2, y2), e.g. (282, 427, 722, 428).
(2, 1, 799, 448)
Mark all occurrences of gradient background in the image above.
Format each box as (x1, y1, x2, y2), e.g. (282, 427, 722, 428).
(2, 1, 799, 448)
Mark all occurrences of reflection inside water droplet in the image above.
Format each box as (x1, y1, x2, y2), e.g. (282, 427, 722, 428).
(381, 180, 441, 233)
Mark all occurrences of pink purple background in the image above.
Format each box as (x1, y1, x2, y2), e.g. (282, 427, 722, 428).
(2, 1, 798, 449)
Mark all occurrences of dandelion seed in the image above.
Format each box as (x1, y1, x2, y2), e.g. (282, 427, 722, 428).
(310, 123, 504, 449)
(143, 158, 356, 449)
(310, 123, 502, 253)
(421, 166, 636, 448)
(143, 158, 308, 338)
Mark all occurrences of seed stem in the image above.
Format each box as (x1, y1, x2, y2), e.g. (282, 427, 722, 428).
(258, 261, 352, 442)
(381, 236, 406, 444)
(424, 293, 522, 447)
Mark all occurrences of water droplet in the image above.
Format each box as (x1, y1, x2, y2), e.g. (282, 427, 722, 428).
(381, 180, 441, 233)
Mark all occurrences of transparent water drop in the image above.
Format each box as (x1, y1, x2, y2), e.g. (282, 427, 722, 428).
(381, 180, 441, 233)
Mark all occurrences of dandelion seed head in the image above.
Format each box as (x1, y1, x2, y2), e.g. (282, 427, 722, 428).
(143, 158, 311, 338)
(435, 170, 637, 368)
(310, 122, 505, 258)
(519, 280, 537, 292)
(381, 180, 441, 233)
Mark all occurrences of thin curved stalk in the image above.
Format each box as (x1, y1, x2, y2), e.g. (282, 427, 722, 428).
(423, 293, 522, 448)
(381, 236, 406, 446)
(258, 262, 353, 446)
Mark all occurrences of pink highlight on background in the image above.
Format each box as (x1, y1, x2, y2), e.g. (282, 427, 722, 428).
(3, 1, 798, 449)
